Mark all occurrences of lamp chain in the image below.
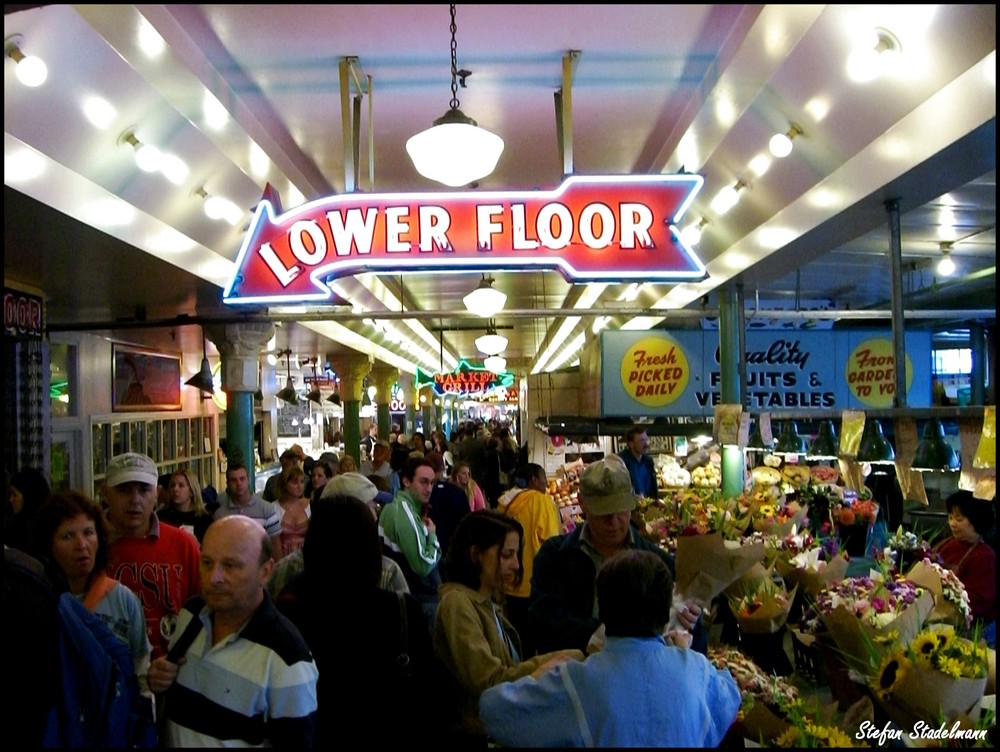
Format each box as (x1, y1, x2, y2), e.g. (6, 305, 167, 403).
(449, 4, 459, 110)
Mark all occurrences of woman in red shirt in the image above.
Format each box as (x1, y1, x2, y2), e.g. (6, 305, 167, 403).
(933, 490, 995, 647)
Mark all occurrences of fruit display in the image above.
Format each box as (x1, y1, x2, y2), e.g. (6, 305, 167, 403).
(691, 463, 722, 488)
(658, 456, 691, 489)
(780, 465, 811, 489)
(750, 466, 782, 487)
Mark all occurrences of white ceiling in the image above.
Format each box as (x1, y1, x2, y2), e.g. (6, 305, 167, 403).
(4, 4, 996, 383)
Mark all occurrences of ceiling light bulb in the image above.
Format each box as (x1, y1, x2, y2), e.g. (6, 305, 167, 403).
(710, 181, 745, 215)
(133, 142, 162, 173)
(6, 37, 47, 87)
(937, 253, 956, 277)
(847, 27, 901, 83)
(769, 133, 793, 158)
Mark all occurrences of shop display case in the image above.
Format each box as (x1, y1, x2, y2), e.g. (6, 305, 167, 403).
(92, 414, 217, 501)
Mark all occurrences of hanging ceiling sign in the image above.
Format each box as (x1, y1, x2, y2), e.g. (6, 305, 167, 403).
(223, 175, 705, 306)
(415, 361, 515, 397)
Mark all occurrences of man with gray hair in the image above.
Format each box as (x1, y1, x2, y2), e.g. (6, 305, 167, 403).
(528, 456, 703, 655)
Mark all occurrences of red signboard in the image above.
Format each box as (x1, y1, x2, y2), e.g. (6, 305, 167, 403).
(224, 174, 704, 306)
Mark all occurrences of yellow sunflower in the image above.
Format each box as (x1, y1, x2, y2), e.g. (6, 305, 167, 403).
(874, 653, 911, 699)
(910, 632, 938, 665)
(937, 655, 965, 679)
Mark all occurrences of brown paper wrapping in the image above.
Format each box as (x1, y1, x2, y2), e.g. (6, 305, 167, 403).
(730, 583, 798, 635)
(824, 590, 934, 675)
(875, 662, 987, 730)
(674, 532, 765, 608)
(775, 552, 849, 597)
(753, 504, 809, 538)
(904, 560, 966, 627)
(737, 702, 791, 745)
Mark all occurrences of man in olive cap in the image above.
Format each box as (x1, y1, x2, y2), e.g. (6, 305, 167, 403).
(529, 456, 703, 655)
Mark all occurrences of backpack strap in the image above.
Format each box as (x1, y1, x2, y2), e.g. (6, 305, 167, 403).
(81, 572, 117, 612)
(166, 612, 204, 664)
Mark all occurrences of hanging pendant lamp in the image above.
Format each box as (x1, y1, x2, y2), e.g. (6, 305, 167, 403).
(464, 275, 507, 317)
(911, 418, 960, 472)
(475, 320, 508, 356)
(807, 420, 839, 460)
(185, 327, 215, 395)
(776, 421, 806, 455)
(857, 418, 894, 464)
(275, 350, 298, 406)
(405, 4, 504, 186)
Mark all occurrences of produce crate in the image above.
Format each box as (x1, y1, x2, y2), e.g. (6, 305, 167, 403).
(789, 628, 824, 684)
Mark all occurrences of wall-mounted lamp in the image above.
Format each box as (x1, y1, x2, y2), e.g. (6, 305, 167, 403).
(680, 217, 710, 246)
(937, 242, 956, 277)
(5, 34, 47, 87)
(710, 179, 747, 215)
(405, 4, 503, 186)
(463, 275, 507, 317)
(184, 327, 215, 395)
(769, 123, 803, 158)
(194, 186, 243, 226)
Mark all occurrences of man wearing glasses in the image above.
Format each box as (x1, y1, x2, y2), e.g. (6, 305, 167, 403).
(378, 456, 442, 631)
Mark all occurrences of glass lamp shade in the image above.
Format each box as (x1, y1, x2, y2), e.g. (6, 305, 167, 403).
(776, 421, 807, 455)
(184, 357, 215, 394)
(483, 355, 506, 373)
(463, 279, 507, 317)
(306, 388, 323, 404)
(911, 418, 960, 472)
(475, 332, 508, 356)
(405, 108, 504, 187)
(326, 392, 342, 406)
(807, 420, 839, 459)
(857, 419, 895, 464)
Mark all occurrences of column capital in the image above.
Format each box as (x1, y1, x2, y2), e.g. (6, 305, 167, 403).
(206, 322, 275, 393)
(370, 364, 399, 398)
(332, 353, 372, 402)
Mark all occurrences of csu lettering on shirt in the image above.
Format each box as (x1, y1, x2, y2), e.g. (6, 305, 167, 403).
(112, 561, 187, 613)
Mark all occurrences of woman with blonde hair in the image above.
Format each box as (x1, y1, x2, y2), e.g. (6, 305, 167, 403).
(275, 464, 311, 557)
(450, 460, 486, 512)
(158, 469, 213, 543)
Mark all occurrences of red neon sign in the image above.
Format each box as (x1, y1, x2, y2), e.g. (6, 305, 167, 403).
(224, 175, 704, 305)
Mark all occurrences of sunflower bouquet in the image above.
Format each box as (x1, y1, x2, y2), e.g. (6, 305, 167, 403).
(872, 625, 988, 730)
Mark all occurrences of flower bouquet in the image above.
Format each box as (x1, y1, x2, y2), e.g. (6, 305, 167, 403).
(728, 575, 797, 635)
(674, 531, 764, 608)
(753, 502, 810, 538)
(871, 625, 988, 731)
(904, 558, 973, 629)
(775, 544, 850, 598)
(833, 499, 879, 557)
(804, 573, 932, 675)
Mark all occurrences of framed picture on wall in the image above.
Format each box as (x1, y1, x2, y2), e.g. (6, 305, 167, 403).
(112, 344, 182, 412)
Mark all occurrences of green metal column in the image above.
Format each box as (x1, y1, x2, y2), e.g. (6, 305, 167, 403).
(225, 391, 255, 477)
(422, 402, 432, 436)
(343, 399, 361, 462)
(718, 283, 745, 498)
(208, 322, 275, 491)
(970, 322, 985, 405)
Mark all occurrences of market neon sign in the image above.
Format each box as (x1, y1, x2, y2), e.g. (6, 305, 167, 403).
(223, 174, 705, 305)
(415, 361, 515, 397)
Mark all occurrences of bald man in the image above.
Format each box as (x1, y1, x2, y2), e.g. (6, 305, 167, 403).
(149, 516, 319, 748)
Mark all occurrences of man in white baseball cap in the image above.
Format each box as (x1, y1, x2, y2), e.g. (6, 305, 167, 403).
(103, 452, 202, 659)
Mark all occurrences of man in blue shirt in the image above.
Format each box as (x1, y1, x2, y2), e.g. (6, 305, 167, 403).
(617, 426, 659, 499)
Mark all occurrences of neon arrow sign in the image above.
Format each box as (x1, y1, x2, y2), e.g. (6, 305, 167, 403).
(224, 174, 704, 306)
